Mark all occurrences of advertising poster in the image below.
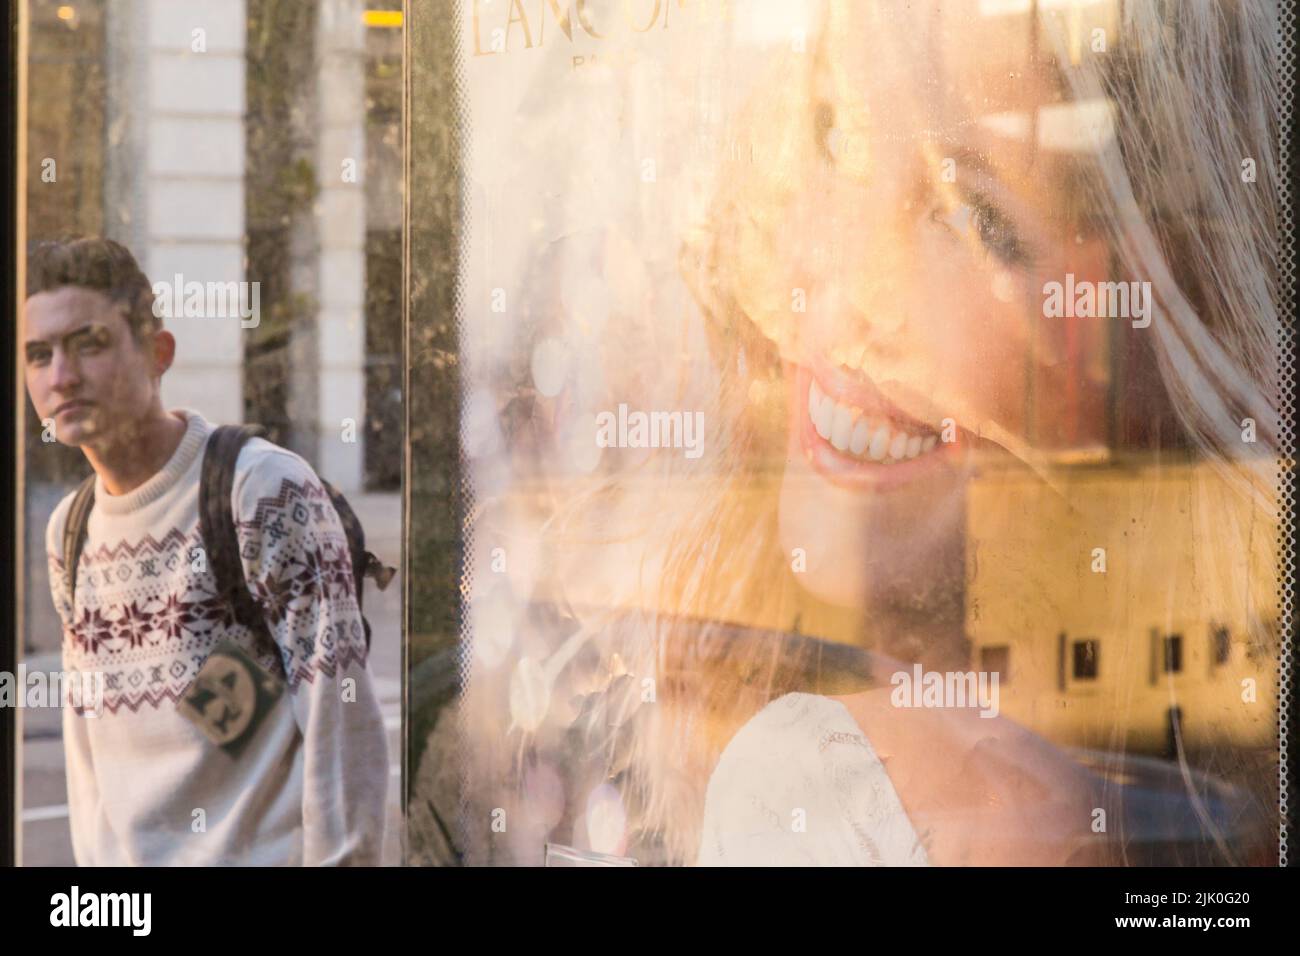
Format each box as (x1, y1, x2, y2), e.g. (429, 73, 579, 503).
(407, 0, 1284, 867)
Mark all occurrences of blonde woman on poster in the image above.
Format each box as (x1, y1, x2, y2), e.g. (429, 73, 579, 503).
(683, 0, 1280, 867)
(428, 0, 1280, 868)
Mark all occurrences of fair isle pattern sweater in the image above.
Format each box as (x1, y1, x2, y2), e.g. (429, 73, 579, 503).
(44, 408, 388, 866)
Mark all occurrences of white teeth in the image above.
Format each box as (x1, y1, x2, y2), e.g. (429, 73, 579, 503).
(830, 404, 855, 451)
(868, 424, 890, 461)
(850, 417, 871, 456)
(813, 389, 833, 440)
(807, 376, 944, 465)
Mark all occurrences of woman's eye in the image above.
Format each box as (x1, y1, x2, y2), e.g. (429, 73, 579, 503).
(930, 197, 1031, 267)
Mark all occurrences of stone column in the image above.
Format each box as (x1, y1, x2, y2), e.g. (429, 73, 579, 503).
(311, 0, 368, 491)
(142, 0, 248, 424)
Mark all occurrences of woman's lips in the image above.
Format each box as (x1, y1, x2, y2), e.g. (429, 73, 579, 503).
(792, 364, 966, 489)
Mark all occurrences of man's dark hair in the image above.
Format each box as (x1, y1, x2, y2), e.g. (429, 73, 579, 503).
(26, 237, 160, 342)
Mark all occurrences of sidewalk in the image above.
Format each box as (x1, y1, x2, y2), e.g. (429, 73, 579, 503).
(19, 491, 404, 866)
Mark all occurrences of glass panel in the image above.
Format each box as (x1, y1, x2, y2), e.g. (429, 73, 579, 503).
(408, 0, 1283, 867)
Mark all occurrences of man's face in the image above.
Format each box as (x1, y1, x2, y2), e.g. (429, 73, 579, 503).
(23, 286, 165, 448)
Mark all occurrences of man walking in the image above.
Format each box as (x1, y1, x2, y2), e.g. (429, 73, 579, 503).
(23, 237, 389, 865)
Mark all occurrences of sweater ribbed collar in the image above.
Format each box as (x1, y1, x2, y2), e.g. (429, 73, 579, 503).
(93, 409, 212, 516)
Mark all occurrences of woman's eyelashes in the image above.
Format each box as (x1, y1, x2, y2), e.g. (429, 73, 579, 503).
(929, 192, 1034, 268)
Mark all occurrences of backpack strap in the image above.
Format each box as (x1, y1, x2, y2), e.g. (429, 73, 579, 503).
(199, 424, 388, 655)
(61, 473, 99, 613)
(198, 424, 267, 635)
(317, 481, 394, 652)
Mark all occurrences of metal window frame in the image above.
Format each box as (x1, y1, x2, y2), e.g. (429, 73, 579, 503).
(2, 0, 21, 870)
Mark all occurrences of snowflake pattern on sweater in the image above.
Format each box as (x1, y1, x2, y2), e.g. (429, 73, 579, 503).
(45, 408, 388, 866)
(49, 475, 365, 713)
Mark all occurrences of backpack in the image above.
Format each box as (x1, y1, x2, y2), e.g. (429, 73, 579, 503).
(61, 424, 396, 654)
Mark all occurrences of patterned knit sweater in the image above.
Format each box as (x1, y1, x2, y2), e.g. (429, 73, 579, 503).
(44, 408, 389, 866)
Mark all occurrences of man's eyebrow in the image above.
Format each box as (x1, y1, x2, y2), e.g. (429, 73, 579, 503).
(24, 323, 95, 348)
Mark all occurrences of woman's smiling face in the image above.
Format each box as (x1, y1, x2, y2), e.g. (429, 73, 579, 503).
(767, 2, 1099, 612)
